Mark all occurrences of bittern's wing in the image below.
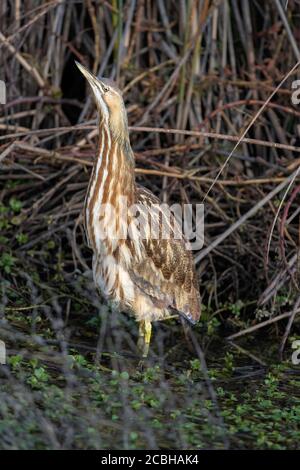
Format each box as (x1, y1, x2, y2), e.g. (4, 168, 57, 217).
(127, 186, 201, 323)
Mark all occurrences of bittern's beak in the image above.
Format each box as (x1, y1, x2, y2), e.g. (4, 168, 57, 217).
(75, 61, 107, 94)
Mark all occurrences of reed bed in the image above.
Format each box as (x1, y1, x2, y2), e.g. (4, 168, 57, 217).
(0, 0, 300, 450)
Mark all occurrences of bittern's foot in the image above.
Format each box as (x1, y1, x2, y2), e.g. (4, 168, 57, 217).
(137, 358, 147, 371)
(137, 320, 152, 359)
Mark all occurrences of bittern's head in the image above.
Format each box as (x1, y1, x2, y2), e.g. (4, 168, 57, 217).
(75, 61, 128, 140)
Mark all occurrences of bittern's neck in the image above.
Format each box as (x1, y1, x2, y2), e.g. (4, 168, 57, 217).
(84, 122, 135, 250)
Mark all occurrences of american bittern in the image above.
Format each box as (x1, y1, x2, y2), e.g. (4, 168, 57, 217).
(76, 62, 201, 357)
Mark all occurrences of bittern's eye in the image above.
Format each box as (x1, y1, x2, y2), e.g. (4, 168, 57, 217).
(103, 85, 109, 93)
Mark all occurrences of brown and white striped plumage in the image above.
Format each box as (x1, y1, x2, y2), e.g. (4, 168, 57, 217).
(76, 62, 201, 349)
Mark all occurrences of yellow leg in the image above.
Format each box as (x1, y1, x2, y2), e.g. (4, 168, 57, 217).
(137, 320, 152, 358)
